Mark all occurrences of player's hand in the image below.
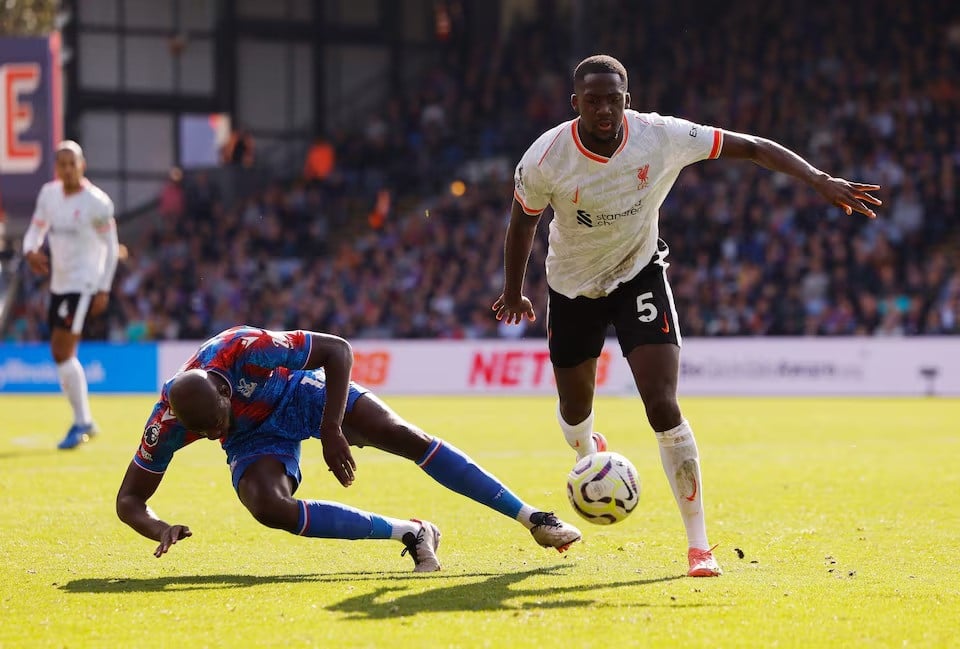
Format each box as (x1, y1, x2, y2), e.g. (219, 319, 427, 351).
(813, 177, 882, 219)
(321, 429, 356, 487)
(90, 292, 110, 316)
(24, 251, 50, 276)
(492, 293, 536, 325)
(154, 524, 192, 558)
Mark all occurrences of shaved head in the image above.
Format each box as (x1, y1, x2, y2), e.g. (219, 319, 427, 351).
(169, 369, 231, 438)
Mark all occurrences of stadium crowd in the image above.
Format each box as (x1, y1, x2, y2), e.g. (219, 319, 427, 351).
(6, 0, 959, 342)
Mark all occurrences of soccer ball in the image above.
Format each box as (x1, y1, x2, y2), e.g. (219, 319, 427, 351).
(566, 451, 641, 525)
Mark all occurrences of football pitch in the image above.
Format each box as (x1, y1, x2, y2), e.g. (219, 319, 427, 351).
(1, 394, 958, 648)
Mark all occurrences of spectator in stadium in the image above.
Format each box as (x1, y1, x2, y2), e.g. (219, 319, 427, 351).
(303, 134, 337, 185)
(493, 54, 882, 578)
(221, 127, 255, 168)
(158, 167, 185, 219)
(10, 0, 957, 345)
(115, 326, 582, 571)
(21, 140, 119, 449)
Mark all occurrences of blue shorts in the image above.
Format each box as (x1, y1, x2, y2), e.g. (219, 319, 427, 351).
(230, 451, 303, 494)
(228, 378, 368, 493)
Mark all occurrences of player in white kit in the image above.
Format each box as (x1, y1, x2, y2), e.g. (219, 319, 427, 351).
(493, 55, 882, 577)
(22, 141, 119, 449)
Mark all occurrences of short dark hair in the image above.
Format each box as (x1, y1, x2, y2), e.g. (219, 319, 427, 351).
(574, 55, 628, 88)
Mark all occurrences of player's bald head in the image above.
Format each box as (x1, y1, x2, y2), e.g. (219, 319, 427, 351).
(169, 369, 224, 433)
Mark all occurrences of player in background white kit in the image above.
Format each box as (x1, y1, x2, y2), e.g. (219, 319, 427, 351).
(493, 55, 882, 577)
(22, 141, 119, 450)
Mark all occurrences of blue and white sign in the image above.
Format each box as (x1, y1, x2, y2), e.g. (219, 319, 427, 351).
(0, 343, 157, 393)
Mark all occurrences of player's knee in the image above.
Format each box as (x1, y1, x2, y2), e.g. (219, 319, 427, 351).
(643, 394, 681, 431)
(393, 422, 431, 460)
(51, 347, 72, 364)
(558, 399, 592, 426)
(242, 490, 298, 531)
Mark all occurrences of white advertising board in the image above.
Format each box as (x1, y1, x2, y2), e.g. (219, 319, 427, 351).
(158, 337, 960, 397)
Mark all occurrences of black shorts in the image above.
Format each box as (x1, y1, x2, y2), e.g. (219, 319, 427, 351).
(48, 292, 94, 335)
(547, 240, 680, 368)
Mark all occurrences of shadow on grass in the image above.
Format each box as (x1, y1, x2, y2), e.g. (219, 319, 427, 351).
(60, 565, 690, 618)
(59, 570, 520, 593)
(326, 565, 690, 619)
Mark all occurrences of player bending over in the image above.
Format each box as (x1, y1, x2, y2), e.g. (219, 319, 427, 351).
(116, 326, 581, 572)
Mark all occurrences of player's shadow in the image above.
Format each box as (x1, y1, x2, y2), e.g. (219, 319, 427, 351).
(60, 566, 686, 617)
(59, 570, 512, 594)
(327, 564, 689, 619)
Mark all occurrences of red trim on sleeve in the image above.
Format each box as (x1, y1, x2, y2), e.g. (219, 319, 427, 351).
(514, 190, 546, 216)
(709, 130, 723, 159)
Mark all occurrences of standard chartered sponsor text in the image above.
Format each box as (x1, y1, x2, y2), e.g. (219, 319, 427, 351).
(680, 359, 863, 379)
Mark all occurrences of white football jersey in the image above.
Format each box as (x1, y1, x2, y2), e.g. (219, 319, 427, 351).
(514, 109, 723, 298)
(23, 179, 119, 294)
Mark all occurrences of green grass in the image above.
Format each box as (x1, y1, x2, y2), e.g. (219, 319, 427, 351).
(1, 394, 958, 648)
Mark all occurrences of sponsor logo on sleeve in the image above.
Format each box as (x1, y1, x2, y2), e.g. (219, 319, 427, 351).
(144, 423, 161, 447)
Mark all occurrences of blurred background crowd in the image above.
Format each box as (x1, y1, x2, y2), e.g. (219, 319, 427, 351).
(5, 0, 959, 342)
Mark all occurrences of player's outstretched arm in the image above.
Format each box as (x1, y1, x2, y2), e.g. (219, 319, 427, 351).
(719, 131, 882, 218)
(304, 333, 356, 486)
(116, 460, 192, 558)
(493, 199, 540, 324)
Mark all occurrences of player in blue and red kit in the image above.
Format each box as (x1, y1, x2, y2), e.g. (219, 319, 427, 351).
(116, 326, 581, 571)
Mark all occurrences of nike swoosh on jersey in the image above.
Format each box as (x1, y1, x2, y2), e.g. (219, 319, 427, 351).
(661, 314, 670, 333)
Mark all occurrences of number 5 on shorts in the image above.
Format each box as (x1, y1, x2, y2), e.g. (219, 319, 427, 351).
(635, 292, 659, 323)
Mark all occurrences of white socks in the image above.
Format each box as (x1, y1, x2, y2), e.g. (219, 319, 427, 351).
(56, 357, 92, 426)
(557, 403, 596, 458)
(517, 504, 537, 530)
(656, 419, 709, 550)
(388, 518, 421, 541)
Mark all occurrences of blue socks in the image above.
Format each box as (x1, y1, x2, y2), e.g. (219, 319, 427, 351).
(292, 438, 530, 540)
(417, 438, 524, 519)
(295, 500, 394, 539)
